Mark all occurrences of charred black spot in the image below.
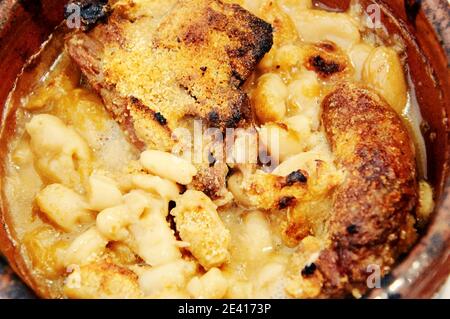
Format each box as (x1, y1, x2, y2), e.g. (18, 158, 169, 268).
(346, 224, 358, 234)
(154, 112, 167, 125)
(231, 69, 246, 85)
(166, 209, 181, 240)
(168, 200, 176, 211)
(301, 263, 317, 277)
(180, 84, 199, 102)
(130, 96, 139, 104)
(286, 170, 308, 186)
(248, 16, 274, 61)
(225, 109, 243, 128)
(309, 55, 342, 77)
(200, 66, 208, 75)
(65, 0, 110, 31)
(208, 111, 220, 124)
(278, 196, 296, 209)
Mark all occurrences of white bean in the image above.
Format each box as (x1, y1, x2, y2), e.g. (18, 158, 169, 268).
(138, 260, 196, 296)
(253, 73, 288, 123)
(258, 123, 304, 163)
(289, 10, 360, 49)
(129, 202, 181, 266)
(132, 174, 180, 200)
(36, 184, 93, 232)
(140, 150, 197, 185)
(26, 114, 91, 190)
(348, 43, 374, 80)
(187, 268, 228, 299)
(363, 46, 408, 115)
(88, 174, 123, 211)
(63, 227, 108, 267)
(96, 205, 131, 241)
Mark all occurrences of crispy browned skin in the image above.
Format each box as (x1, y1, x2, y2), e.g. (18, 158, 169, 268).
(228, 160, 343, 247)
(66, 0, 273, 197)
(307, 83, 418, 297)
(303, 41, 353, 80)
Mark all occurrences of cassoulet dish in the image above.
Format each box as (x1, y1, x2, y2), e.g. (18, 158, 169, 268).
(0, 0, 439, 298)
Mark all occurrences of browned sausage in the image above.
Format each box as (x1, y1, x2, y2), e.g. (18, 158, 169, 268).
(309, 83, 418, 297)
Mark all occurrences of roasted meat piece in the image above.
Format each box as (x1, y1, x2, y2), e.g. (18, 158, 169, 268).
(66, 0, 273, 197)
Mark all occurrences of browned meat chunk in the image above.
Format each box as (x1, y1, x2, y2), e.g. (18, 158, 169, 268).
(66, 0, 273, 198)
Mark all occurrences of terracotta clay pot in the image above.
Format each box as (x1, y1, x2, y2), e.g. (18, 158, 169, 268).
(0, 0, 448, 298)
